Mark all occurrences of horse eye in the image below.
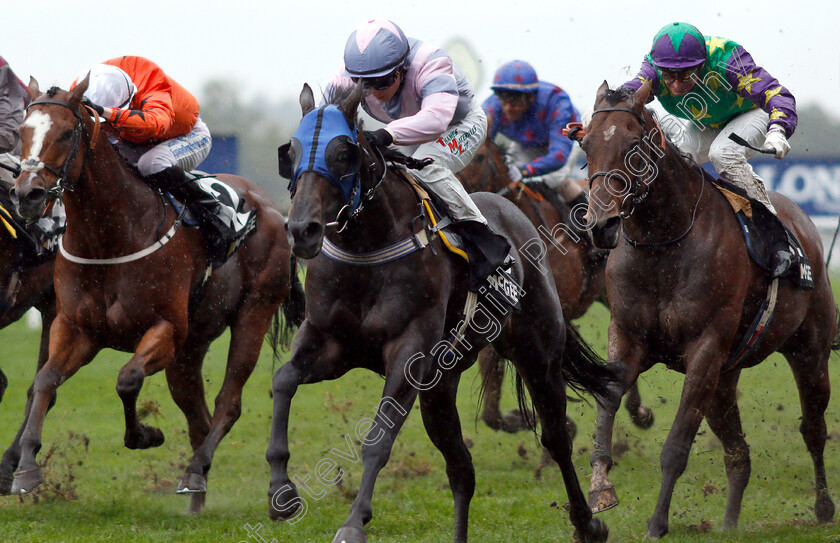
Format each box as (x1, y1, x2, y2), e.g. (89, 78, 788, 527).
(61, 129, 73, 141)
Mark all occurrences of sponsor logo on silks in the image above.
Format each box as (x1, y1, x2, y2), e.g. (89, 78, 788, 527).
(436, 125, 480, 156)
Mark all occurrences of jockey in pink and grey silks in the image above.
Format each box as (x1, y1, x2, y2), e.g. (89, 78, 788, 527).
(324, 18, 511, 290)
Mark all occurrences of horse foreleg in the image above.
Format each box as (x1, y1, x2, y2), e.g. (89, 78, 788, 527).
(589, 330, 642, 513)
(478, 346, 506, 429)
(118, 321, 178, 450)
(0, 304, 55, 494)
(177, 306, 273, 498)
(419, 373, 474, 543)
(267, 323, 348, 522)
(704, 369, 751, 530)
(165, 342, 212, 513)
(646, 341, 724, 539)
(332, 335, 429, 543)
(11, 314, 98, 494)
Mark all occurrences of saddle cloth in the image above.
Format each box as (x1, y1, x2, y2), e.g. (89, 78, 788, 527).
(708, 176, 813, 289)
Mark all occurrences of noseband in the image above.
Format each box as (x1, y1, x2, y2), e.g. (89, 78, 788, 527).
(20, 99, 99, 201)
(586, 107, 663, 219)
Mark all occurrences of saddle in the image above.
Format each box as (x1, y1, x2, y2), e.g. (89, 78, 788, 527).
(707, 175, 813, 289)
(393, 167, 521, 312)
(0, 179, 65, 271)
(152, 168, 257, 269)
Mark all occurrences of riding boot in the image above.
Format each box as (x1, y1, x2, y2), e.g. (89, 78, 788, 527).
(446, 220, 512, 292)
(146, 166, 252, 266)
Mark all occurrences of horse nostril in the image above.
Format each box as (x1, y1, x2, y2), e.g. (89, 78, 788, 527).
(9, 188, 18, 206)
(24, 187, 47, 204)
(303, 222, 322, 240)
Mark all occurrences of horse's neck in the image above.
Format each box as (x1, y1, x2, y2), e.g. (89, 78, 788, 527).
(624, 146, 704, 243)
(63, 142, 160, 238)
(334, 174, 418, 252)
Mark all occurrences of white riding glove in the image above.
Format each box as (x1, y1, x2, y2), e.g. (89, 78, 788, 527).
(507, 163, 524, 183)
(762, 126, 790, 159)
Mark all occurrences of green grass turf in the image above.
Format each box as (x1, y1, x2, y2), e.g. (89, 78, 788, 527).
(0, 286, 838, 542)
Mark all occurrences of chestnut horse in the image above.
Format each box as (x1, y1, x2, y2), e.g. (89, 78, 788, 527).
(457, 139, 653, 433)
(580, 81, 837, 537)
(267, 83, 613, 543)
(9, 77, 303, 513)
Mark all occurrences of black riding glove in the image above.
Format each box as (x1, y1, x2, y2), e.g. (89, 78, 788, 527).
(364, 128, 393, 148)
(81, 97, 105, 116)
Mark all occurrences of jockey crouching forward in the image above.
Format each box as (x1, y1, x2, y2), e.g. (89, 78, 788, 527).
(325, 18, 512, 291)
(73, 56, 248, 266)
(483, 60, 599, 257)
(619, 22, 797, 276)
(0, 55, 29, 184)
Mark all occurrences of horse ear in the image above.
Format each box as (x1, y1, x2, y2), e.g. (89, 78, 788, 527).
(300, 83, 316, 117)
(67, 73, 90, 104)
(27, 76, 41, 102)
(630, 81, 652, 109)
(595, 80, 610, 106)
(338, 84, 364, 130)
(278, 142, 293, 179)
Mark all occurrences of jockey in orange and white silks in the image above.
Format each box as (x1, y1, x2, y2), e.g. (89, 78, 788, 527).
(324, 18, 511, 287)
(73, 56, 211, 177)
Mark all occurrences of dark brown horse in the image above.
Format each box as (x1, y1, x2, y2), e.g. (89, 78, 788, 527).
(0, 198, 56, 492)
(457, 138, 653, 433)
(579, 81, 837, 537)
(267, 83, 613, 543)
(8, 77, 303, 513)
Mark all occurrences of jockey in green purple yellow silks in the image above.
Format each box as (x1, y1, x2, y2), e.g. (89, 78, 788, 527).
(620, 21, 797, 275)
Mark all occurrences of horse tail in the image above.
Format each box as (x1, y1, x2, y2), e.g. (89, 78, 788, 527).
(558, 318, 617, 399)
(832, 306, 840, 351)
(281, 255, 306, 328)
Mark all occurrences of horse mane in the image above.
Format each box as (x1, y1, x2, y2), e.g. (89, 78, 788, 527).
(46, 87, 60, 97)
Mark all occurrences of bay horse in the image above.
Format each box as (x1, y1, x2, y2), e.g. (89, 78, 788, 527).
(457, 139, 653, 433)
(267, 83, 613, 543)
(580, 81, 837, 537)
(0, 198, 56, 492)
(8, 76, 303, 513)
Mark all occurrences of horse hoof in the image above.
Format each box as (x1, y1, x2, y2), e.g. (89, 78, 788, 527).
(586, 518, 609, 543)
(631, 406, 655, 429)
(331, 525, 368, 543)
(268, 483, 303, 521)
(815, 494, 835, 523)
(500, 409, 530, 433)
(10, 467, 43, 494)
(588, 486, 619, 513)
(0, 470, 14, 495)
(481, 412, 503, 431)
(125, 425, 165, 450)
(176, 472, 207, 494)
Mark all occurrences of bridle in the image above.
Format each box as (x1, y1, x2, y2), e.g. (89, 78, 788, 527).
(20, 99, 100, 201)
(325, 141, 387, 233)
(584, 106, 704, 247)
(586, 107, 663, 219)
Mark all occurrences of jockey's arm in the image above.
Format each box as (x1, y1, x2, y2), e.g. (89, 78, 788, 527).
(0, 64, 23, 153)
(102, 91, 176, 142)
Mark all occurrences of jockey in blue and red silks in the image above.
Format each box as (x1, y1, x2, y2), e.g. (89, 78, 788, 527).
(619, 22, 797, 274)
(482, 60, 590, 237)
(324, 18, 511, 290)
